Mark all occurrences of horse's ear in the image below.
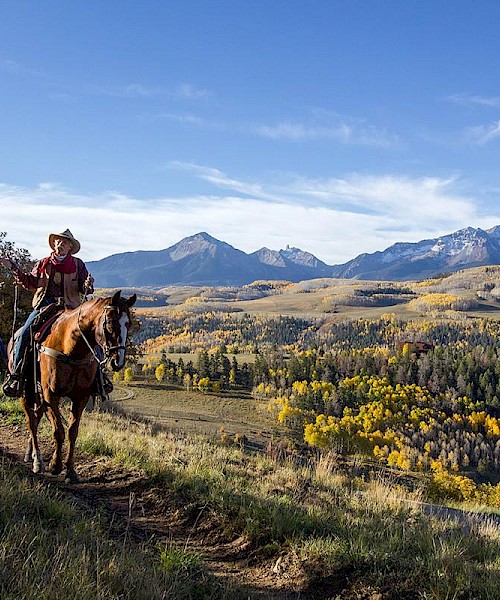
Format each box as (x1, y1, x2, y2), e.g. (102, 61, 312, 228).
(127, 294, 137, 308)
(111, 290, 122, 306)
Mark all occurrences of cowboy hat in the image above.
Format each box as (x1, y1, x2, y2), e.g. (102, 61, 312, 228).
(48, 229, 81, 255)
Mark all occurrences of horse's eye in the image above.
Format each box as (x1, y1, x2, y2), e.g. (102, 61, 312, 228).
(106, 318, 119, 330)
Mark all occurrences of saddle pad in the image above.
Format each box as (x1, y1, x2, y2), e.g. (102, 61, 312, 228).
(33, 307, 65, 343)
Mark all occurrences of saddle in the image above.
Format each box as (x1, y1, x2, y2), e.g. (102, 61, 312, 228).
(33, 304, 65, 343)
(9, 304, 65, 374)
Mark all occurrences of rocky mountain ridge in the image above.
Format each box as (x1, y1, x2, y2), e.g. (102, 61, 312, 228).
(88, 226, 500, 287)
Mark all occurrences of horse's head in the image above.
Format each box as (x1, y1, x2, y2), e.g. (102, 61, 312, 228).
(100, 290, 137, 371)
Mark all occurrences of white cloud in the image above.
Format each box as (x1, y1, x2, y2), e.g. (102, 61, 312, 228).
(0, 170, 498, 268)
(254, 120, 397, 147)
(155, 113, 208, 125)
(448, 93, 500, 109)
(465, 120, 500, 145)
(175, 83, 213, 99)
(251, 107, 398, 147)
(0, 58, 45, 78)
(83, 82, 214, 100)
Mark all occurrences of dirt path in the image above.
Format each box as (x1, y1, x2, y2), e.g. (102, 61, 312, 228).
(0, 418, 312, 600)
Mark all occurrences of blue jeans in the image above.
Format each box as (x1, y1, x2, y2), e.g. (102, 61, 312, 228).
(13, 298, 55, 373)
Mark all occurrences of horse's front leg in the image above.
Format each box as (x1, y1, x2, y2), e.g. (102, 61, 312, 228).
(64, 394, 89, 483)
(44, 396, 65, 476)
(19, 394, 45, 474)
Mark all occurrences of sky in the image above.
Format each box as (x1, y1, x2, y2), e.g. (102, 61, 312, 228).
(1, 0, 500, 265)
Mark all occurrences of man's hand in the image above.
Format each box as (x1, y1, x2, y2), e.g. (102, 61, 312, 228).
(84, 274, 94, 291)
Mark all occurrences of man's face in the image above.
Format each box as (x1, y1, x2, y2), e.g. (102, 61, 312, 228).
(53, 237, 72, 257)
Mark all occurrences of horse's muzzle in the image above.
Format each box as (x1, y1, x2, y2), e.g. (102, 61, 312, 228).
(110, 357, 124, 371)
(106, 345, 126, 371)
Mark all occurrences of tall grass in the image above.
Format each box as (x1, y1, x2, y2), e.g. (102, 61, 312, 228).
(74, 411, 500, 599)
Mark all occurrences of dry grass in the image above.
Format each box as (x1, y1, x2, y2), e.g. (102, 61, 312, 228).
(73, 409, 500, 599)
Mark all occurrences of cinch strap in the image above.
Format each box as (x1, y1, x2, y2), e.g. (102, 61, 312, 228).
(38, 344, 95, 367)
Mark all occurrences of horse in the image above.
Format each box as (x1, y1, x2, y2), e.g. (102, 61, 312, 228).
(9, 290, 136, 482)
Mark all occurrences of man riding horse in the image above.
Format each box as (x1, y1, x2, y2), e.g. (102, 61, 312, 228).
(0, 229, 111, 397)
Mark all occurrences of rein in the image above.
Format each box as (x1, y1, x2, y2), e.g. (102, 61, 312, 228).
(76, 296, 127, 366)
(75, 283, 104, 366)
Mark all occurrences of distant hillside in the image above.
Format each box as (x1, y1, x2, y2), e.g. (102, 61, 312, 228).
(88, 226, 500, 287)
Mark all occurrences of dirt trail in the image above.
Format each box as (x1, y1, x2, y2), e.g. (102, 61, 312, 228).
(0, 418, 313, 600)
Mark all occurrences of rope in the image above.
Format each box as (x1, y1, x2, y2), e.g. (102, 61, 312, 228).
(75, 277, 107, 367)
(11, 281, 18, 341)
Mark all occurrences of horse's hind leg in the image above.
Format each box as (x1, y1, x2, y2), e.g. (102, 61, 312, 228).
(19, 394, 45, 474)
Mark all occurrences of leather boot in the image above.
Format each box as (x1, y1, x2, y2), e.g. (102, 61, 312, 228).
(2, 373, 22, 398)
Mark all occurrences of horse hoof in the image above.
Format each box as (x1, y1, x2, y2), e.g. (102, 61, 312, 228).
(48, 462, 63, 476)
(64, 470, 80, 484)
(33, 462, 44, 474)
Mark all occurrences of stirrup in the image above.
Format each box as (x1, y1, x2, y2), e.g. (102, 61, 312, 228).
(103, 374, 114, 395)
(2, 374, 22, 398)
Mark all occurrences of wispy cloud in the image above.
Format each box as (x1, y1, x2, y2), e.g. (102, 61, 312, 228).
(168, 162, 274, 199)
(168, 162, 477, 230)
(0, 58, 45, 78)
(448, 93, 500, 109)
(464, 120, 500, 145)
(149, 113, 215, 127)
(175, 83, 213, 99)
(84, 82, 213, 100)
(253, 114, 398, 147)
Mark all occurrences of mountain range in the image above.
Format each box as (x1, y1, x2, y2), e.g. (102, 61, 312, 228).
(88, 226, 500, 287)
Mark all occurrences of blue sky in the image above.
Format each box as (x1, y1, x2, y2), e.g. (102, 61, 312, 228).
(1, 1, 499, 264)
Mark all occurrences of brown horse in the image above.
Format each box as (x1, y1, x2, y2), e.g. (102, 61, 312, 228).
(12, 290, 136, 482)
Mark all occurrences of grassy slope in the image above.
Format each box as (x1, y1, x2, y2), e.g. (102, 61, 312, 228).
(1, 400, 499, 599)
(2, 268, 499, 598)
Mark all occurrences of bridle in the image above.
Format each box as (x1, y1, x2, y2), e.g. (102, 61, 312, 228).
(100, 306, 129, 361)
(74, 300, 130, 368)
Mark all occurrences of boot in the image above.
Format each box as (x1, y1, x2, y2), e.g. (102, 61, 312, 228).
(2, 373, 22, 398)
(91, 368, 113, 400)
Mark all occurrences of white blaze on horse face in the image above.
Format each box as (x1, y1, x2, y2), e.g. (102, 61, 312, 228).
(117, 312, 130, 368)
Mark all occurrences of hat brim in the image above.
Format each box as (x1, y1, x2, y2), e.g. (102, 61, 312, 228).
(48, 233, 81, 255)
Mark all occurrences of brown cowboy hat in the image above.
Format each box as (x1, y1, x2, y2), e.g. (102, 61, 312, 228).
(48, 229, 81, 255)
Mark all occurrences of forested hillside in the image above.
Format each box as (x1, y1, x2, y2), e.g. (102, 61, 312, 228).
(133, 286, 500, 503)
